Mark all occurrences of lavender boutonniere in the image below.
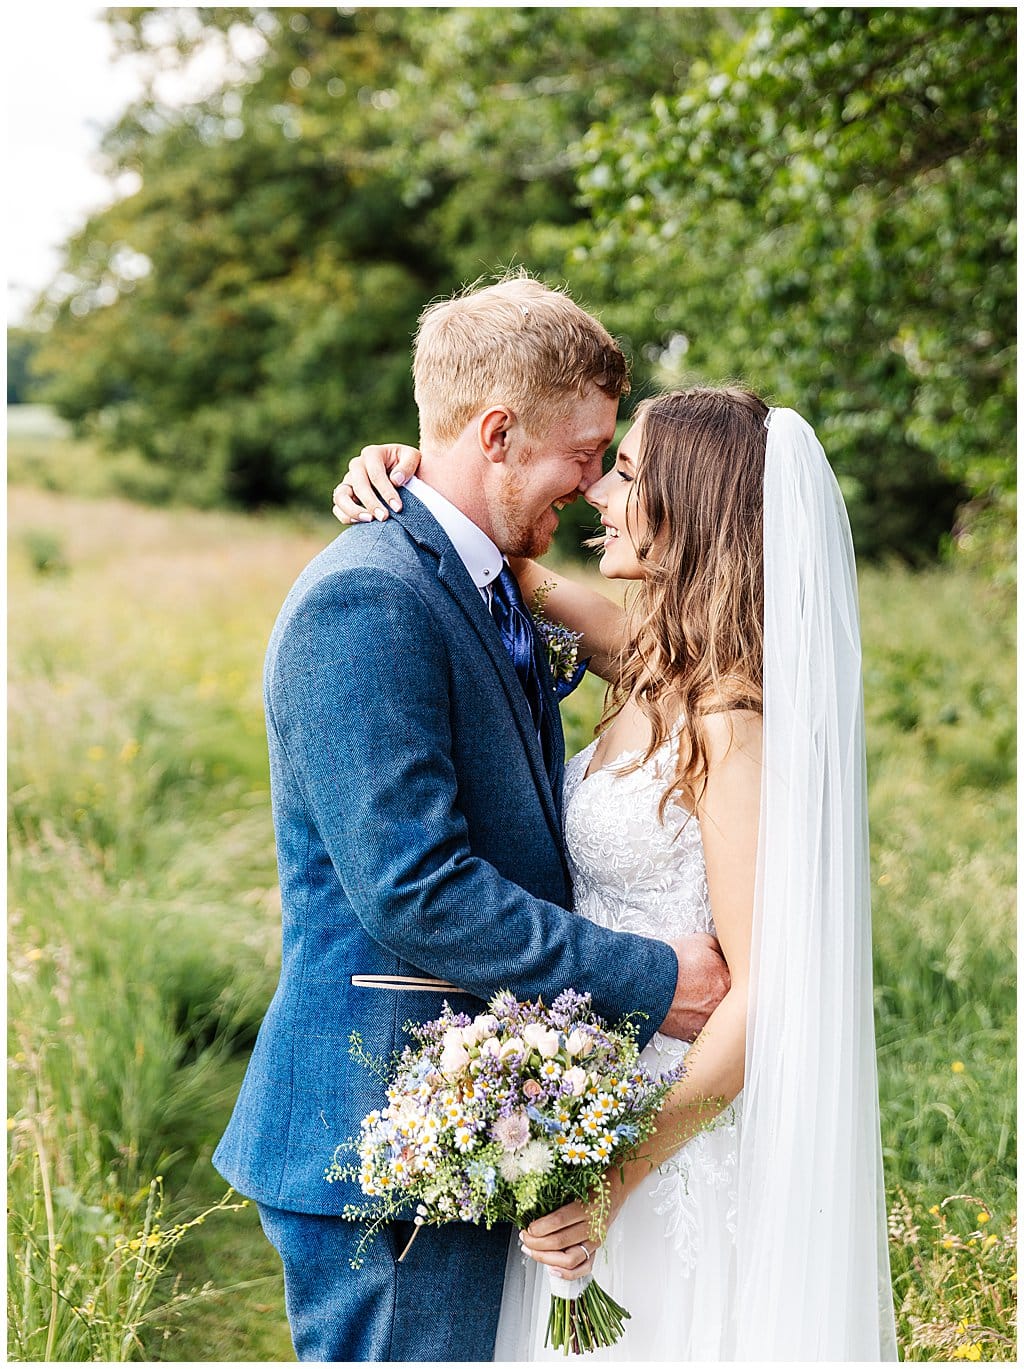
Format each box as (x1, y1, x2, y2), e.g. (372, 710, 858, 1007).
(530, 581, 589, 701)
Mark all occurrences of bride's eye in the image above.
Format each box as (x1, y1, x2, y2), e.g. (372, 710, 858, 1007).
(617, 469, 633, 483)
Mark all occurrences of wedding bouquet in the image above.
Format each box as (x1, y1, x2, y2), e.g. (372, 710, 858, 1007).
(327, 989, 685, 1355)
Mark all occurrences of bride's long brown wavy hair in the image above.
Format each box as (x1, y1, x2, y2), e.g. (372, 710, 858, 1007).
(599, 385, 768, 818)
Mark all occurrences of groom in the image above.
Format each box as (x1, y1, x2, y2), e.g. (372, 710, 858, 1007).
(213, 274, 729, 1362)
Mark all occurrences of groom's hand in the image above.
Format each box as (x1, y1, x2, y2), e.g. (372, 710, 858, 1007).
(660, 933, 730, 1041)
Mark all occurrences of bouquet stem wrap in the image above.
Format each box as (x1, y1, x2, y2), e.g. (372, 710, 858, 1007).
(545, 1267, 630, 1355)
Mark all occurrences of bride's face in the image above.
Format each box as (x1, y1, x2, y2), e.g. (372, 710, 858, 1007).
(584, 420, 651, 580)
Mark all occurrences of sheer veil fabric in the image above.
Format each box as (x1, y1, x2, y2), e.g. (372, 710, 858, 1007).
(735, 408, 898, 1358)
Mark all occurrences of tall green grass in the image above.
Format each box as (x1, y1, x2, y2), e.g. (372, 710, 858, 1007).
(8, 485, 306, 1360)
(7, 458, 1015, 1359)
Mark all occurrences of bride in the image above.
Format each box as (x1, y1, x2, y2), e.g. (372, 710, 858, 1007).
(334, 386, 898, 1360)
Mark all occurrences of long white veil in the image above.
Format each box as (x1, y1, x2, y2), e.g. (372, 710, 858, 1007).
(734, 408, 899, 1359)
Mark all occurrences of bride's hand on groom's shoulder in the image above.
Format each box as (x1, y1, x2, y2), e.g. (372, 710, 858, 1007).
(661, 933, 731, 1042)
(333, 444, 423, 524)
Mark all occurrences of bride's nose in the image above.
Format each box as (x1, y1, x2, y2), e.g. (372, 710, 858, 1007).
(584, 470, 613, 509)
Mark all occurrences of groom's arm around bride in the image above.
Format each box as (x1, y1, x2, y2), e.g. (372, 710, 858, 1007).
(213, 275, 728, 1364)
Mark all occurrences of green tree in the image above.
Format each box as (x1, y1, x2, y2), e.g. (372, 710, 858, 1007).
(6, 328, 44, 404)
(573, 7, 1016, 560)
(33, 5, 726, 513)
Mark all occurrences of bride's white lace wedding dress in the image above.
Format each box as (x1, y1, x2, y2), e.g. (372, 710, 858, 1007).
(494, 737, 741, 1361)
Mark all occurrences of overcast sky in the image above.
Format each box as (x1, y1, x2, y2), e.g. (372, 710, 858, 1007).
(6, 6, 146, 322)
(6, 2, 266, 325)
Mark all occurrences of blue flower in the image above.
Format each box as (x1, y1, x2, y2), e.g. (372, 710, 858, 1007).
(467, 1160, 497, 1197)
(526, 1104, 562, 1135)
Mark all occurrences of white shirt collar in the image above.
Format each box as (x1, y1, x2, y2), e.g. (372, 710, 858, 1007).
(406, 475, 503, 591)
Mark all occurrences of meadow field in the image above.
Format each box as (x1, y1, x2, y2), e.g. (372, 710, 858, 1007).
(7, 411, 1016, 1360)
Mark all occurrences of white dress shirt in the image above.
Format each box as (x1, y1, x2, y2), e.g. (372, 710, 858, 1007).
(405, 475, 503, 603)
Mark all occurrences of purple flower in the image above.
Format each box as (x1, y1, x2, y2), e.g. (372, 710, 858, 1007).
(489, 990, 518, 1019)
(550, 988, 592, 1027)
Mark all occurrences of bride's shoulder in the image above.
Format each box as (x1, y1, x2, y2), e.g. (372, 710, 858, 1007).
(700, 708, 763, 768)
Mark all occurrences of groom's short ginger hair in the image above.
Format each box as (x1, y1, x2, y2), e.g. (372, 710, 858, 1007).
(412, 274, 630, 446)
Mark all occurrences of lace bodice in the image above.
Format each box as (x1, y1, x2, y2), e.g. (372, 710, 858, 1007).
(561, 736, 738, 1272)
(563, 737, 715, 943)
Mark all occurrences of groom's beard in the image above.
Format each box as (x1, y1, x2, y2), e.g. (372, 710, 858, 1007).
(493, 469, 557, 559)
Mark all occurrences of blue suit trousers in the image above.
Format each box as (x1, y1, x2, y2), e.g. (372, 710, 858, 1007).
(257, 1203, 514, 1361)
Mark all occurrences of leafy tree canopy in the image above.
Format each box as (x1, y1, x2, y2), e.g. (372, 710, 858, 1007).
(572, 6, 1016, 560)
(31, 7, 1014, 563)
(7, 328, 44, 404)
(34, 5, 722, 513)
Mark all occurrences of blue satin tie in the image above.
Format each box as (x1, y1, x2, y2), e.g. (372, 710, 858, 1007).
(489, 566, 553, 773)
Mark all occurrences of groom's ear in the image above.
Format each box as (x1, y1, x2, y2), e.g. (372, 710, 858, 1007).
(477, 406, 517, 465)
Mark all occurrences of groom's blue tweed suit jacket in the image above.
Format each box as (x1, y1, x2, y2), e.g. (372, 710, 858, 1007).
(213, 491, 678, 1356)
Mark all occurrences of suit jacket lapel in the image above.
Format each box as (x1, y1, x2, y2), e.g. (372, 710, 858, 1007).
(393, 493, 567, 861)
(536, 646, 566, 805)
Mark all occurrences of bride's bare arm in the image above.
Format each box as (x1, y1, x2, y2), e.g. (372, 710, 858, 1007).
(509, 558, 625, 683)
(333, 450, 627, 680)
(520, 710, 762, 1278)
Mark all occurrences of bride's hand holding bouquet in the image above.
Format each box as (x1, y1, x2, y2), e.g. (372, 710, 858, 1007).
(329, 989, 686, 1354)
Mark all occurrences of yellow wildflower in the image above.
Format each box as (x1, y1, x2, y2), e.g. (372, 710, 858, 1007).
(25, 948, 43, 962)
(983, 1234, 998, 1249)
(146, 1232, 161, 1248)
(929, 1204, 941, 1216)
(953, 1343, 982, 1362)
(951, 1061, 966, 1074)
(119, 739, 140, 763)
(941, 1238, 955, 1250)
(977, 1210, 990, 1224)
